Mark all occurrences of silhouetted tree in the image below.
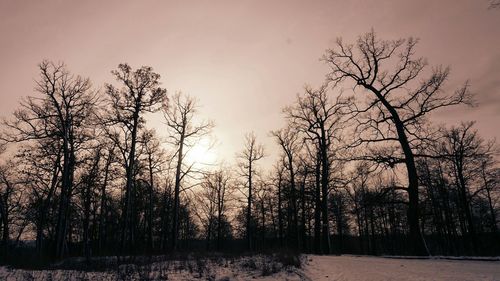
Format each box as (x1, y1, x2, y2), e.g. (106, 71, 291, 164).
(479, 156, 499, 233)
(105, 63, 167, 254)
(324, 30, 473, 255)
(0, 160, 23, 246)
(270, 159, 286, 247)
(237, 132, 265, 251)
(271, 126, 300, 249)
(284, 86, 349, 254)
(138, 129, 166, 253)
(437, 122, 495, 252)
(162, 92, 213, 250)
(1, 61, 98, 258)
(195, 168, 234, 250)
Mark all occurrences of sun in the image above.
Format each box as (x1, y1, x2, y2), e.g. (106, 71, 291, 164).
(185, 137, 217, 165)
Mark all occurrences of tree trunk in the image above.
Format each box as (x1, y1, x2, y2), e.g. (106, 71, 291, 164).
(455, 161, 477, 253)
(217, 186, 223, 251)
(277, 176, 284, 248)
(83, 182, 91, 263)
(98, 150, 112, 254)
(320, 128, 331, 254)
(172, 131, 185, 251)
(367, 86, 427, 255)
(55, 133, 76, 259)
(300, 174, 307, 251)
(0, 196, 8, 245)
(84, 150, 100, 264)
(121, 109, 140, 254)
(314, 153, 322, 254)
(287, 154, 298, 249)
(247, 160, 253, 251)
(36, 148, 61, 256)
(147, 154, 154, 253)
(481, 167, 498, 233)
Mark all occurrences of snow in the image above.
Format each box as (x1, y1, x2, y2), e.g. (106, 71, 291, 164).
(382, 255, 500, 261)
(0, 255, 499, 280)
(0, 255, 303, 281)
(304, 255, 500, 281)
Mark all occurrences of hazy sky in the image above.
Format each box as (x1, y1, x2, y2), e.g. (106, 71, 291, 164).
(1, 0, 499, 168)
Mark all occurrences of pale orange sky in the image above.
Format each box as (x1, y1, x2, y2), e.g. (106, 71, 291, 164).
(1, 0, 499, 168)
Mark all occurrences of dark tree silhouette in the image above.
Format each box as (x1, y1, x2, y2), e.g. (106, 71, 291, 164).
(437, 122, 496, 252)
(195, 168, 234, 250)
(139, 129, 166, 253)
(270, 158, 286, 247)
(162, 92, 213, 250)
(1, 61, 98, 258)
(237, 132, 265, 251)
(0, 160, 22, 246)
(105, 63, 167, 254)
(323, 30, 473, 255)
(284, 86, 349, 254)
(271, 126, 300, 249)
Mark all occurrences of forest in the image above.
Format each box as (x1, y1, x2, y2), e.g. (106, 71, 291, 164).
(0, 30, 498, 266)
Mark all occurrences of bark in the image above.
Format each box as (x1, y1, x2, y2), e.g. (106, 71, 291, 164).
(246, 159, 253, 251)
(320, 126, 331, 254)
(147, 153, 154, 253)
(36, 148, 62, 256)
(455, 161, 477, 252)
(98, 149, 113, 254)
(216, 179, 224, 251)
(287, 153, 298, 249)
(55, 133, 76, 259)
(171, 130, 185, 251)
(314, 153, 322, 254)
(121, 106, 140, 254)
(0, 193, 8, 245)
(83, 150, 101, 264)
(277, 176, 284, 248)
(300, 172, 307, 251)
(366, 85, 428, 255)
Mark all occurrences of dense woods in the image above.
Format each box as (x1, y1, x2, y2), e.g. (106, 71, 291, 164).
(0, 31, 498, 264)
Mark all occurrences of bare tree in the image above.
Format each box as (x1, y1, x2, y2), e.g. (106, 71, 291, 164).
(106, 63, 167, 254)
(139, 129, 167, 253)
(237, 132, 265, 251)
(271, 126, 301, 249)
(323, 30, 473, 254)
(270, 159, 286, 247)
(284, 86, 349, 254)
(344, 161, 374, 254)
(79, 145, 102, 263)
(438, 122, 495, 251)
(195, 168, 233, 250)
(162, 92, 213, 250)
(479, 157, 499, 233)
(96, 139, 117, 255)
(12, 139, 62, 256)
(0, 160, 24, 246)
(254, 177, 272, 249)
(1, 61, 97, 258)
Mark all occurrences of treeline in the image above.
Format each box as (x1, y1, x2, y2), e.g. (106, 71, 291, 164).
(0, 31, 498, 263)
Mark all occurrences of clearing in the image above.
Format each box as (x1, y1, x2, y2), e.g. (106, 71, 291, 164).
(304, 255, 500, 281)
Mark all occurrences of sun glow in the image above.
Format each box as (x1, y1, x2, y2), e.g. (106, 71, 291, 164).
(185, 137, 217, 166)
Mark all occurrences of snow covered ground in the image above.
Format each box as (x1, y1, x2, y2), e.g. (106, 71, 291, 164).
(304, 255, 500, 281)
(0, 254, 499, 280)
(0, 255, 303, 281)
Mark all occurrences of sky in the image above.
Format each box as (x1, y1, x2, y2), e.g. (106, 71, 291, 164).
(0, 0, 499, 169)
